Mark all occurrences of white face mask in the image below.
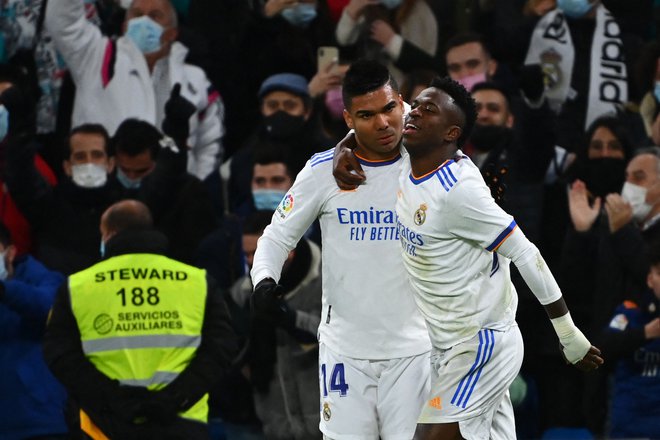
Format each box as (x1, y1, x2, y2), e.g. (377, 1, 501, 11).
(71, 163, 108, 188)
(621, 182, 654, 223)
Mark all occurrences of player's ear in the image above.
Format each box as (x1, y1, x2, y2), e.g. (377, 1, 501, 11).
(343, 109, 354, 130)
(445, 125, 461, 143)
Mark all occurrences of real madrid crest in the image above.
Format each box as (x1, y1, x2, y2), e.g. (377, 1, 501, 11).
(414, 203, 427, 226)
(323, 402, 331, 421)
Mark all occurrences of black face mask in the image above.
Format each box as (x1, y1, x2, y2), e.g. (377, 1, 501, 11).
(262, 111, 307, 140)
(469, 124, 513, 152)
(582, 158, 626, 198)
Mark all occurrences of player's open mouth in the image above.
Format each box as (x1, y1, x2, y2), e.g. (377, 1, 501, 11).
(403, 123, 419, 134)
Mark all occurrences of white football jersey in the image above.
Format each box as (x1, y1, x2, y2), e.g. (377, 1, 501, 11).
(252, 148, 431, 359)
(396, 151, 518, 349)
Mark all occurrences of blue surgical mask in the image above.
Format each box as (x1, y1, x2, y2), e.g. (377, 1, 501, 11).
(125, 15, 163, 54)
(281, 4, 317, 28)
(117, 168, 142, 190)
(0, 104, 9, 142)
(253, 189, 286, 211)
(557, 0, 595, 19)
(0, 251, 7, 281)
(380, 0, 402, 9)
(653, 81, 660, 103)
(100, 240, 106, 258)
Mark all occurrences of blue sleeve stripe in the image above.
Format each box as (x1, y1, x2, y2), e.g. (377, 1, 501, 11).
(439, 167, 456, 189)
(311, 156, 333, 167)
(444, 164, 458, 183)
(310, 149, 334, 165)
(485, 220, 517, 252)
(436, 172, 450, 191)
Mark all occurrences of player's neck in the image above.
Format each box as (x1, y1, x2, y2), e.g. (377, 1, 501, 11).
(409, 144, 456, 177)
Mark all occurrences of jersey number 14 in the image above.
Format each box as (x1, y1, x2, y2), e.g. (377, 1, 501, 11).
(321, 363, 349, 397)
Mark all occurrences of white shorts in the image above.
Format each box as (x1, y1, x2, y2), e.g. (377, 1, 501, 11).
(418, 325, 523, 440)
(318, 342, 430, 440)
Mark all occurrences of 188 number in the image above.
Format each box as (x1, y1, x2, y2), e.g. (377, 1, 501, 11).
(116, 287, 160, 306)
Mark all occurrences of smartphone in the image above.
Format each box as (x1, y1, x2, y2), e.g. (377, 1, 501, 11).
(317, 46, 339, 72)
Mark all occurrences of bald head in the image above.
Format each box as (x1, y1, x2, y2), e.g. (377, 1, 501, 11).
(101, 200, 153, 242)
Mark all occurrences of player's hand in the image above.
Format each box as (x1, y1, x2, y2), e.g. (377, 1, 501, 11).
(251, 278, 296, 329)
(332, 131, 365, 190)
(567, 346, 604, 372)
(568, 179, 601, 232)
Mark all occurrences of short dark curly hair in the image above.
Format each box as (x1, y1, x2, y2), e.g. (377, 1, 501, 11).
(428, 76, 477, 148)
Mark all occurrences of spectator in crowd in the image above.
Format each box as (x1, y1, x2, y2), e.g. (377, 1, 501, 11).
(234, 148, 294, 221)
(234, 210, 322, 439)
(335, 0, 441, 84)
(5, 121, 121, 275)
(112, 118, 217, 264)
(225, 73, 332, 213)
(557, 122, 644, 435)
(45, 0, 225, 180)
(43, 199, 237, 439)
(601, 240, 660, 439)
(524, 0, 641, 152)
(0, 221, 68, 440)
(0, 64, 58, 256)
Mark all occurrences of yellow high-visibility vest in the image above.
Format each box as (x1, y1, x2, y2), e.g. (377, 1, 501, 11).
(69, 253, 208, 424)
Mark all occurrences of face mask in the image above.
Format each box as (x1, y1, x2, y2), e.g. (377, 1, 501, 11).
(281, 4, 317, 28)
(456, 72, 487, 92)
(119, 0, 132, 9)
(116, 168, 142, 189)
(380, 0, 403, 9)
(621, 182, 654, 223)
(469, 124, 513, 152)
(263, 111, 307, 140)
(0, 251, 8, 281)
(325, 87, 344, 120)
(557, 0, 595, 19)
(100, 240, 106, 258)
(654, 81, 660, 103)
(253, 189, 286, 211)
(71, 163, 108, 188)
(582, 158, 626, 198)
(0, 105, 8, 142)
(125, 15, 164, 54)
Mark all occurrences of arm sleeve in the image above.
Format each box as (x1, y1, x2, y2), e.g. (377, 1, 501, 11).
(188, 85, 225, 180)
(335, 9, 363, 45)
(44, 0, 106, 85)
(497, 227, 563, 306)
(1, 266, 64, 319)
(250, 164, 324, 285)
(4, 135, 54, 229)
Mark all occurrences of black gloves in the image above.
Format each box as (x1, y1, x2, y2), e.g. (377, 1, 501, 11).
(136, 390, 181, 425)
(107, 385, 151, 423)
(251, 278, 296, 330)
(161, 83, 197, 144)
(519, 64, 545, 102)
